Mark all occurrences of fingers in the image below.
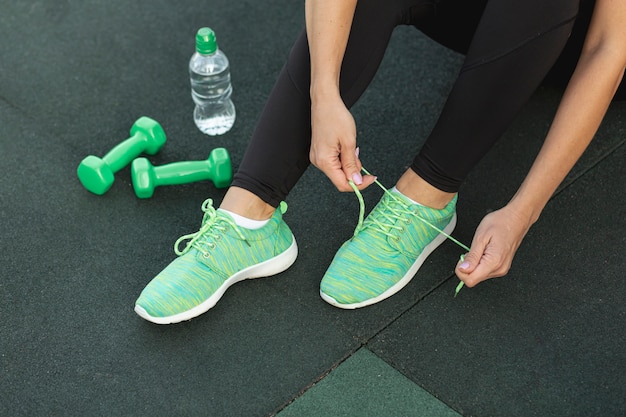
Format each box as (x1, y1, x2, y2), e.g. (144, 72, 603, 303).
(455, 233, 512, 288)
(309, 98, 374, 191)
(313, 145, 376, 192)
(314, 152, 357, 192)
(456, 252, 510, 288)
(341, 147, 377, 191)
(341, 146, 362, 185)
(455, 242, 487, 288)
(352, 174, 377, 190)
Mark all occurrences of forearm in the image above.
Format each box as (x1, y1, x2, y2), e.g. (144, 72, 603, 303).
(456, 0, 626, 285)
(305, 0, 357, 101)
(456, 46, 625, 285)
(509, 49, 625, 225)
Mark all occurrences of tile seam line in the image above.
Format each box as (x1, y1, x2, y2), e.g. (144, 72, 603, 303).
(424, 136, 626, 304)
(269, 345, 364, 417)
(0, 93, 26, 115)
(302, 139, 626, 417)
(270, 138, 625, 416)
(269, 278, 453, 416)
(552, 138, 625, 198)
(357, 276, 464, 416)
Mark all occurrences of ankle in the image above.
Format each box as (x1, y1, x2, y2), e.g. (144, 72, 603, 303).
(220, 187, 276, 220)
(395, 170, 455, 210)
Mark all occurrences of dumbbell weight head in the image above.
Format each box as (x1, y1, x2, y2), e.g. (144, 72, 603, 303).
(76, 155, 115, 195)
(77, 116, 166, 195)
(131, 157, 157, 199)
(208, 147, 232, 189)
(130, 116, 167, 156)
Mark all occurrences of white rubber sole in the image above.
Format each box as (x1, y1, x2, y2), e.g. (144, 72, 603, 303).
(320, 213, 457, 309)
(135, 237, 298, 324)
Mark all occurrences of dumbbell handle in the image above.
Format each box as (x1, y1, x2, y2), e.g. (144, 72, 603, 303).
(152, 160, 218, 186)
(102, 131, 151, 172)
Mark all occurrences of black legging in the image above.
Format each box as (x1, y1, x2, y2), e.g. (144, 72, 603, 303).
(232, 0, 585, 206)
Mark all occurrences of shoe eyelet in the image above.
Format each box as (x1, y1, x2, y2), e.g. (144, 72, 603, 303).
(203, 252, 211, 258)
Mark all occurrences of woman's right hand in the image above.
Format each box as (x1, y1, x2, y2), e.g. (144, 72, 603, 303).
(309, 91, 376, 191)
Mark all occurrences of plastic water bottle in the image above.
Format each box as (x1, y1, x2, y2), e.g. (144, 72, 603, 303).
(189, 27, 236, 136)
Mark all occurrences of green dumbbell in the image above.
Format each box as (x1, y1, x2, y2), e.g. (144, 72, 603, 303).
(77, 116, 167, 195)
(131, 147, 232, 199)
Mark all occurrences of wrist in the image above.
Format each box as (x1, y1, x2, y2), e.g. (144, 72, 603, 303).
(310, 80, 341, 103)
(507, 193, 544, 227)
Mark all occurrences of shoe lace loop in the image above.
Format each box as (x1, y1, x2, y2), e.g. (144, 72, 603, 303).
(349, 167, 471, 296)
(174, 199, 249, 257)
(348, 180, 413, 240)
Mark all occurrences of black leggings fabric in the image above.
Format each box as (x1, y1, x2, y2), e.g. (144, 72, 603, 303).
(232, 0, 584, 206)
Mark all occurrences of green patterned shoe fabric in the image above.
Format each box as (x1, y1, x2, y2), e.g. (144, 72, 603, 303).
(320, 190, 457, 309)
(135, 199, 297, 324)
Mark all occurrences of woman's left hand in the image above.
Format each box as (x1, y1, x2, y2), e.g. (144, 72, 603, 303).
(455, 204, 532, 287)
(457, 0, 626, 289)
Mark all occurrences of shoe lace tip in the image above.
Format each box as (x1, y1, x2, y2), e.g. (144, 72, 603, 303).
(454, 280, 464, 298)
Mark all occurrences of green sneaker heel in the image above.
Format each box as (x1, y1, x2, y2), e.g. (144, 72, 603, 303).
(320, 188, 457, 309)
(135, 199, 297, 324)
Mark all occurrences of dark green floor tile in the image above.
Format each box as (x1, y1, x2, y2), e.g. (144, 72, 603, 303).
(278, 348, 461, 417)
(369, 145, 626, 417)
(2, 0, 625, 416)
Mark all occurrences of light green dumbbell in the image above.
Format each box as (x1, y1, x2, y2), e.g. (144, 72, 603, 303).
(77, 116, 166, 195)
(131, 147, 232, 198)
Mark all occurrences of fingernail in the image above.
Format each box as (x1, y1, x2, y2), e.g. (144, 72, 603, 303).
(460, 262, 470, 270)
(355, 147, 360, 158)
(352, 172, 363, 185)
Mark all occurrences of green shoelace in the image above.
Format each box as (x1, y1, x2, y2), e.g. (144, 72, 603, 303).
(348, 167, 470, 297)
(174, 199, 250, 257)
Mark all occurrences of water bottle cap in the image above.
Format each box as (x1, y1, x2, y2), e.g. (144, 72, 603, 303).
(196, 27, 218, 55)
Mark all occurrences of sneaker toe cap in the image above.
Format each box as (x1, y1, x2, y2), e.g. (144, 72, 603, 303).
(320, 263, 403, 305)
(135, 255, 221, 319)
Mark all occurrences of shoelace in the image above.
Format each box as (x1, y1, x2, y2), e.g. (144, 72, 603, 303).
(174, 199, 249, 257)
(348, 167, 470, 297)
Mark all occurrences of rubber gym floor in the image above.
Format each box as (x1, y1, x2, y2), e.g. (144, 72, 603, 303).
(1, 1, 625, 416)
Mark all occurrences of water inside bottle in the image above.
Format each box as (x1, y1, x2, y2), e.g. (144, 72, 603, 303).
(191, 66, 235, 135)
(193, 100, 236, 136)
(190, 68, 232, 102)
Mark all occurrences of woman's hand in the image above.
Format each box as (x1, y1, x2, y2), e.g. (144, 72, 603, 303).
(457, 0, 626, 289)
(305, 0, 374, 191)
(455, 204, 532, 287)
(309, 91, 376, 191)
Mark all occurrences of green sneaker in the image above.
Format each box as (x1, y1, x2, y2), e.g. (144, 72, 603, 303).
(135, 199, 297, 324)
(320, 189, 457, 309)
